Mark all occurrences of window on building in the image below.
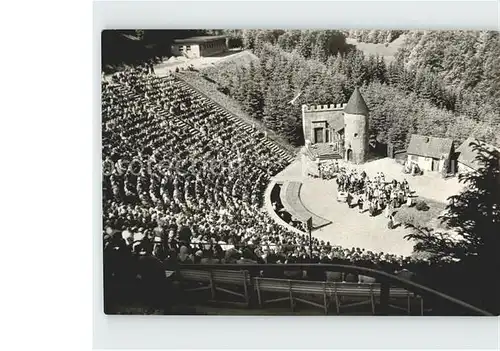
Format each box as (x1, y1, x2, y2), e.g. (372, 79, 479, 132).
(186, 45, 191, 51)
(179, 46, 184, 51)
(354, 133, 358, 138)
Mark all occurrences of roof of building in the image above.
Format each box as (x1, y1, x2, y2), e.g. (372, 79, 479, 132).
(344, 87, 369, 115)
(121, 33, 141, 41)
(173, 35, 227, 44)
(406, 134, 453, 159)
(456, 137, 500, 171)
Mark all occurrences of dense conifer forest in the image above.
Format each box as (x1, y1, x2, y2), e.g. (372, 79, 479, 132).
(200, 30, 500, 150)
(102, 29, 500, 150)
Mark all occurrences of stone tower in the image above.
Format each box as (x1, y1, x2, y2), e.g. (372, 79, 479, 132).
(343, 87, 369, 164)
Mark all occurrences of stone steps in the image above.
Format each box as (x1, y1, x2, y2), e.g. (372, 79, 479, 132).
(318, 153, 343, 161)
(170, 76, 296, 163)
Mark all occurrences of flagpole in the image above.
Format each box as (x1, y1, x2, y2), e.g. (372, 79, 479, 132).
(307, 216, 313, 258)
(309, 225, 312, 258)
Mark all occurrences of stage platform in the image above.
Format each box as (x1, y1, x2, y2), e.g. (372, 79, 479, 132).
(306, 143, 343, 161)
(279, 181, 331, 229)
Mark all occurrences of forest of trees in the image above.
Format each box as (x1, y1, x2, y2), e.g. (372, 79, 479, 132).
(395, 31, 500, 127)
(103, 29, 500, 148)
(200, 29, 500, 149)
(343, 29, 407, 44)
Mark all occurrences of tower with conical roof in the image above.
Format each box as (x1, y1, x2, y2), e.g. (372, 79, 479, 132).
(343, 87, 369, 164)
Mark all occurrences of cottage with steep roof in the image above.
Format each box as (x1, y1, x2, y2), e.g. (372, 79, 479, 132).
(406, 134, 454, 173)
(456, 138, 500, 174)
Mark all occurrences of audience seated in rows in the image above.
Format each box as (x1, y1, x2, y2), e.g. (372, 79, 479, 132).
(102, 65, 425, 286)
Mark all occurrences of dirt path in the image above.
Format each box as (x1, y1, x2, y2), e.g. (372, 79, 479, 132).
(153, 49, 257, 77)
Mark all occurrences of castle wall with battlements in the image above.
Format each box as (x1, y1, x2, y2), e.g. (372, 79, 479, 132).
(301, 104, 346, 144)
(302, 103, 347, 112)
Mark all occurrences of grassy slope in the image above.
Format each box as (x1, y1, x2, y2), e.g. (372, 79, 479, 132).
(346, 35, 406, 63)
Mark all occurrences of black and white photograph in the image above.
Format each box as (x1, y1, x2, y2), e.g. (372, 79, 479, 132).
(101, 29, 500, 316)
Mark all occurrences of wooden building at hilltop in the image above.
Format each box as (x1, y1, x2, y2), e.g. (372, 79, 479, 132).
(171, 35, 228, 58)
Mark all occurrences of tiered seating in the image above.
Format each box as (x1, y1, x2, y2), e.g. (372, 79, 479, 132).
(102, 67, 306, 261)
(103, 67, 423, 300)
(173, 78, 296, 164)
(102, 66, 494, 317)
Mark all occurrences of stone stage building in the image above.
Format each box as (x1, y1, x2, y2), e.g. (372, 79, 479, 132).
(302, 87, 370, 164)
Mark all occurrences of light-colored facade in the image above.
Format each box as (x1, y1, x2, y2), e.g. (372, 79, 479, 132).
(407, 154, 447, 172)
(171, 43, 201, 58)
(406, 134, 454, 173)
(344, 111, 369, 164)
(301, 103, 345, 148)
(171, 36, 227, 58)
(456, 161, 475, 175)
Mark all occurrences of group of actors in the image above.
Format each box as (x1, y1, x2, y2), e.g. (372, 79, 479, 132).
(331, 165, 414, 229)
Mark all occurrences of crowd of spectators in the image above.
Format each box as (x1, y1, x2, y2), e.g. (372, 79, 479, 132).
(270, 185, 308, 232)
(102, 65, 427, 289)
(178, 71, 296, 155)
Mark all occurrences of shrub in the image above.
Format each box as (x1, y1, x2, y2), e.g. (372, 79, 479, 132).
(416, 200, 430, 211)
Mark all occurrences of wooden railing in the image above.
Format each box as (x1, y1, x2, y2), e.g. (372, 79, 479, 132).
(172, 263, 494, 316)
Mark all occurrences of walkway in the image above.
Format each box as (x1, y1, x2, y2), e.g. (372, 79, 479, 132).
(268, 157, 465, 256)
(280, 181, 331, 229)
(153, 49, 256, 77)
(343, 157, 464, 204)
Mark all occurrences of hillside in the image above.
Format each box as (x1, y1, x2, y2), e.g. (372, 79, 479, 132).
(395, 31, 500, 114)
(201, 50, 259, 75)
(201, 30, 500, 149)
(346, 34, 406, 63)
